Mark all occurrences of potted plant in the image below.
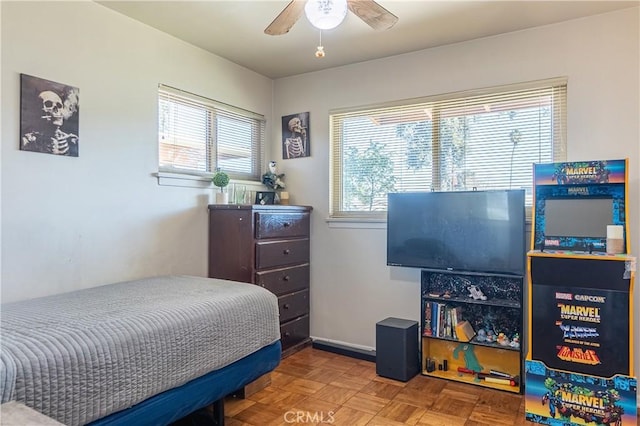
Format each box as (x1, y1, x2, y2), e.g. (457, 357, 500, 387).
(212, 169, 230, 204)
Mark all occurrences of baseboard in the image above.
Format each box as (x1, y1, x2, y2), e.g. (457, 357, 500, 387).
(311, 340, 376, 362)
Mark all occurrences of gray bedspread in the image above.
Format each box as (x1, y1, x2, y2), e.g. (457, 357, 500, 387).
(0, 275, 280, 425)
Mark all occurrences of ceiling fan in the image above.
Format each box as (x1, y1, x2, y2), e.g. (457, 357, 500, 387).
(264, 0, 398, 36)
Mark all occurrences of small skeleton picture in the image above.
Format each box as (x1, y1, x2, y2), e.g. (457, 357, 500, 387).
(282, 112, 310, 159)
(20, 74, 79, 157)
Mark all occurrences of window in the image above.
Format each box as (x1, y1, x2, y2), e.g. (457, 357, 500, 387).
(330, 78, 567, 219)
(158, 85, 265, 181)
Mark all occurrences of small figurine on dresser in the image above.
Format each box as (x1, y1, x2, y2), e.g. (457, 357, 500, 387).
(262, 161, 285, 190)
(262, 161, 287, 204)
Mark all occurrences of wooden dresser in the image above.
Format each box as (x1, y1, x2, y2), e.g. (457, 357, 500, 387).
(207, 204, 312, 357)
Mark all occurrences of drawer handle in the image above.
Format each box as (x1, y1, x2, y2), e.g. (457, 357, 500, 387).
(283, 222, 291, 227)
(283, 275, 290, 281)
(283, 303, 290, 309)
(283, 249, 290, 255)
(284, 332, 291, 337)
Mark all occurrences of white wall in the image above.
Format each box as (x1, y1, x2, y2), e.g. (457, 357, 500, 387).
(0, 1, 273, 302)
(273, 7, 640, 375)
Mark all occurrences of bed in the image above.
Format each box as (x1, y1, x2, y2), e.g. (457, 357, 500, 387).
(0, 275, 282, 425)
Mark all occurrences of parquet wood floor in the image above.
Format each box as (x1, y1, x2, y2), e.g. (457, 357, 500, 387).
(224, 347, 538, 426)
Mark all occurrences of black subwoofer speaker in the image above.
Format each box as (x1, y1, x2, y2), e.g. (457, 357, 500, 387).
(375, 317, 419, 382)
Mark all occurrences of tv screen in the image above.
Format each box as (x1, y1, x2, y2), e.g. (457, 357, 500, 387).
(387, 190, 526, 275)
(544, 198, 612, 238)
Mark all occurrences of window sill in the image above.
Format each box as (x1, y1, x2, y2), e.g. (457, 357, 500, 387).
(326, 217, 387, 229)
(155, 172, 261, 190)
(155, 172, 213, 188)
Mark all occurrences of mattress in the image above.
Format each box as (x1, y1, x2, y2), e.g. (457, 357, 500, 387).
(0, 275, 280, 425)
(90, 341, 281, 425)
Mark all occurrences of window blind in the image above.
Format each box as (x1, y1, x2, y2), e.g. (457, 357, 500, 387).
(330, 78, 567, 219)
(158, 85, 265, 181)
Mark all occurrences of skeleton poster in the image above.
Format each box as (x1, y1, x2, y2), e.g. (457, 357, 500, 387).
(20, 74, 79, 157)
(282, 112, 310, 159)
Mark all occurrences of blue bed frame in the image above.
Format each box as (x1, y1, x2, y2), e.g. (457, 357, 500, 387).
(90, 341, 281, 426)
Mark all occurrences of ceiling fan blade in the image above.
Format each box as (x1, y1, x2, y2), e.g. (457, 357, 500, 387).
(264, 0, 307, 35)
(347, 0, 398, 31)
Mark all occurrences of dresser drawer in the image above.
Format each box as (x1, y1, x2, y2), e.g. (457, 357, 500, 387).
(280, 315, 310, 350)
(256, 264, 309, 296)
(256, 239, 309, 269)
(255, 212, 310, 239)
(278, 289, 309, 323)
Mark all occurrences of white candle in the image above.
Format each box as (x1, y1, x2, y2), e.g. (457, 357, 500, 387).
(607, 225, 624, 239)
(606, 225, 624, 254)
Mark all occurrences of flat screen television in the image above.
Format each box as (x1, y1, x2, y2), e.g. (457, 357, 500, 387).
(387, 189, 526, 275)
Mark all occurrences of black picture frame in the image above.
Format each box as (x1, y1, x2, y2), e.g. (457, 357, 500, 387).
(20, 74, 80, 157)
(281, 112, 310, 159)
(255, 191, 276, 205)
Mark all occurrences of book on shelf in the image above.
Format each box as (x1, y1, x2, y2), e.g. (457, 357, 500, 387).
(424, 302, 470, 340)
(450, 306, 459, 339)
(444, 306, 452, 338)
(432, 303, 439, 337)
(432, 303, 439, 336)
(423, 302, 433, 336)
(435, 303, 447, 337)
(449, 306, 458, 339)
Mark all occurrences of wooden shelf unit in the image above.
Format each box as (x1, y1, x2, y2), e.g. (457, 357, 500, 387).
(420, 269, 524, 394)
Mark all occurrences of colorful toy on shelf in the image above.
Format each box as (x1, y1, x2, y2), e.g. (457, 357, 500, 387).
(457, 367, 520, 387)
(509, 333, 520, 349)
(468, 285, 487, 300)
(453, 343, 483, 375)
(475, 329, 487, 342)
(497, 332, 510, 346)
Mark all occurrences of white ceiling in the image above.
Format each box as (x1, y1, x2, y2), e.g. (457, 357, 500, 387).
(97, 1, 638, 79)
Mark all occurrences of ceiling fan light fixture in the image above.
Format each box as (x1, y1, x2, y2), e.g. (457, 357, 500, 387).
(304, 0, 348, 30)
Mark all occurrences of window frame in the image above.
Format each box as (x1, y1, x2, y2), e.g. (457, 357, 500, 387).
(158, 84, 265, 182)
(329, 78, 567, 221)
